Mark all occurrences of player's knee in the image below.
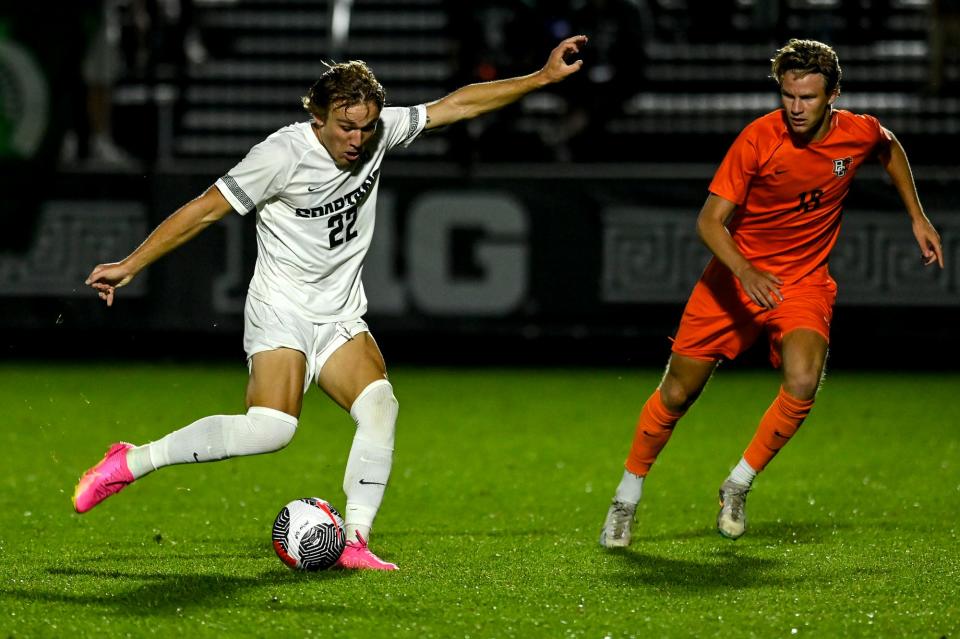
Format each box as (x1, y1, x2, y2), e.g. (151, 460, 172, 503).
(782, 371, 820, 401)
(659, 377, 701, 412)
(350, 380, 398, 450)
(229, 406, 298, 455)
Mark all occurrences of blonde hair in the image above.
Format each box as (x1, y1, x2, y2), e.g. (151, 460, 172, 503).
(771, 39, 842, 94)
(302, 60, 386, 118)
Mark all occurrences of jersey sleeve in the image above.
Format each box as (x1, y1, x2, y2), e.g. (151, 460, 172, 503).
(858, 113, 893, 149)
(378, 105, 427, 151)
(708, 123, 762, 205)
(215, 134, 295, 215)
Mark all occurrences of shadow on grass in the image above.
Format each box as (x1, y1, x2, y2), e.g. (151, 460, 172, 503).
(638, 519, 846, 544)
(0, 565, 352, 616)
(601, 545, 793, 590)
(69, 551, 263, 562)
(597, 519, 849, 590)
(386, 529, 560, 538)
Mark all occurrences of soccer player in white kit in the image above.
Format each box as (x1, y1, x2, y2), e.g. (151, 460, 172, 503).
(73, 35, 588, 570)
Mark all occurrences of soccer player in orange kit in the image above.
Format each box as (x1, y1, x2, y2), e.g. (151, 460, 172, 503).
(599, 38, 944, 546)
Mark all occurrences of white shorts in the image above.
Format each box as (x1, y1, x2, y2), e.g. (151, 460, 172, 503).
(243, 296, 370, 395)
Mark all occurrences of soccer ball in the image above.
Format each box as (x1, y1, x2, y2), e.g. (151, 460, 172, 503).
(272, 497, 346, 571)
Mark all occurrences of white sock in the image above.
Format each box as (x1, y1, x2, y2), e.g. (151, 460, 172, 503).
(727, 457, 757, 487)
(614, 469, 644, 505)
(126, 407, 298, 479)
(343, 380, 398, 542)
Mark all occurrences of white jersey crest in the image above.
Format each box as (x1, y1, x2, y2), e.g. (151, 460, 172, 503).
(215, 104, 426, 322)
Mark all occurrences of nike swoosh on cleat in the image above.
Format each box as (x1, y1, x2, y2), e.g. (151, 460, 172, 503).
(358, 479, 386, 486)
(105, 480, 131, 487)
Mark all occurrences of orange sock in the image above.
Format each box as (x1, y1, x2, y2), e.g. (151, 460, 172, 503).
(743, 386, 814, 472)
(625, 389, 686, 477)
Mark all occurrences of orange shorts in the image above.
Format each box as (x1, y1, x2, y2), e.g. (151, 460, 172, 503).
(671, 261, 837, 368)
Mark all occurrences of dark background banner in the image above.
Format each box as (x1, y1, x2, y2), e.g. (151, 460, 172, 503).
(2, 1, 957, 366)
(2, 169, 956, 365)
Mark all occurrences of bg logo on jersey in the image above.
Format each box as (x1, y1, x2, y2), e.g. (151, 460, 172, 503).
(832, 157, 853, 177)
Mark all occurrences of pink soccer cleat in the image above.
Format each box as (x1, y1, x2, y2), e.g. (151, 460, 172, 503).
(72, 442, 135, 513)
(335, 532, 398, 571)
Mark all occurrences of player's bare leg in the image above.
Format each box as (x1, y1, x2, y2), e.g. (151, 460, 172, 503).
(658, 353, 719, 412)
(601, 355, 717, 547)
(245, 347, 309, 416)
(318, 332, 388, 411)
(719, 329, 827, 539)
(779, 329, 828, 402)
(73, 349, 304, 514)
(319, 331, 399, 570)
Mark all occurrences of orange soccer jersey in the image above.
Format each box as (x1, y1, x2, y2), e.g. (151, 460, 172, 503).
(708, 108, 892, 283)
(672, 109, 892, 364)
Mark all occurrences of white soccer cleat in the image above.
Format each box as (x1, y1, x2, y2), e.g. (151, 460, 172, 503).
(717, 479, 750, 540)
(599, 499, 637, 548)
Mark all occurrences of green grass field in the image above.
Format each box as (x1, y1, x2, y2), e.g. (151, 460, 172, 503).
(1, 362, 958, 638)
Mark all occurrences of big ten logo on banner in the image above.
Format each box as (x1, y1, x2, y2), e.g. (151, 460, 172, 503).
(0, 201, 148, 297)
(363, 190, 530, 315)
(212, 190, 531, 317)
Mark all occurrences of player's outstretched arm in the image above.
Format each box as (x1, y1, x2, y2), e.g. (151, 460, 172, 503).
(697, 193, 784, 309)
(86, 186, 235, 306)
(423, 35, 587, 130)
(878, 130, 944, 268)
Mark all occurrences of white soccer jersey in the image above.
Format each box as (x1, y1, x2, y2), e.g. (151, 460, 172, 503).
(215, 104, 426, 323)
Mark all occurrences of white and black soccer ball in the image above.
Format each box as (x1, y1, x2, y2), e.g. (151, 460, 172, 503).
(272, 497, 346, 571)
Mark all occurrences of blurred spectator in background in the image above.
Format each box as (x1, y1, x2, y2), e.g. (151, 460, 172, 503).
(61, 0, 135, 168)
(452, 0, 544, 83)
(119, 0, 207, 82)
(58, 0, 209, 168)
(929, 0, 960, 95)
(448, 1, 561, 162)
(450, 0, 649, 163)
(119, 0, 209, 155)
(550, 0, 651, 161)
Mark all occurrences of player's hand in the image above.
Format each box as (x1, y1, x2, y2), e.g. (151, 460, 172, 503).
(912, 217, 944, 268)
(85, 262, 135, 307)
(736, 265, 783, 309)
(540, 35, 587, 84)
